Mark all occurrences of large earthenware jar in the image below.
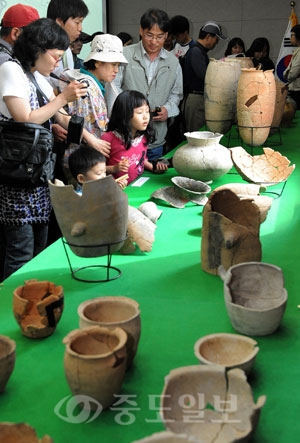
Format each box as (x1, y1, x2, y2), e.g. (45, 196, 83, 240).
(237, 68, 276, 146)
(172, 131, 233, 182)
(49, 176, 128, 258)
(0, 335, 16, 392)
(78, 296, 141, 368)
(205, 58, 253, 134)
(271, 79, 288, 129)
(13, 279, 64, 338)
(63, 326, 127, 410)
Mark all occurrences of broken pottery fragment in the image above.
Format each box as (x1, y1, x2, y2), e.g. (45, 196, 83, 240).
(78, 296, 141, 368)
(0, 422, 53, 442)
(201, 189, 262, 275)
(161, 365, 266, 443)
(194, 333, 258, 375)
(49, 177, 128, 257)
(230, 146, 295, 184)
(212, 183, 272, 223)
(151, 177, 211, 209)
(219, 262, 287, 336)
(120, 205, 156, 253)
(131, 430, 203, 442)
(13, 279, 64, 338)
(0, 335, 16, 393)
(138, 201, 163, 223)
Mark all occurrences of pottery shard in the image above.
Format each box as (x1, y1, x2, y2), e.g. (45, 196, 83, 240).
(120, 205, 156, 253)
(230, 146, 295, 184)
(201, 189, 262, 275)
(0, 422, 53, 442)
(212, 183, 272, 223)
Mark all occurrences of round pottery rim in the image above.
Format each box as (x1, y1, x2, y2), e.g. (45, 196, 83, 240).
(171, 176, 211, 195)
(0, 335, 16, 358)
(194, 332, 259, 367)
(63, 326, 128, 359)
(225, 289, 288, 312)
(184, 131, 223, 139)
(78, 296, 140, 326)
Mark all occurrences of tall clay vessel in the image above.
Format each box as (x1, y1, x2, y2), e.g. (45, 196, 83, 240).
(237, 68, 276, 146)
(63, 326, 127, 410)
(172, 131, 233, 182)
(205, 57, 253, 134)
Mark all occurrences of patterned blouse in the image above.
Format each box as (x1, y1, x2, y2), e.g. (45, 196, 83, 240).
(0, 75, 51, 226)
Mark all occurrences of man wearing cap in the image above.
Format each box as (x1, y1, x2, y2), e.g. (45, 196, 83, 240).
(182, 21, 227, 132)
(0, 3, 39, 65)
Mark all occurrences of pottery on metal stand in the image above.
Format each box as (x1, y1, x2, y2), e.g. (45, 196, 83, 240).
(172, 131, 233, 182)
(0, 335, 16, 393)
(78, 296, 141, 368)
(63, 326, 128, 410)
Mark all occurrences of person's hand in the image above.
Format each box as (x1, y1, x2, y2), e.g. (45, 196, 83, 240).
(152, 106, 168, 122)
(153, 161, 168, 173)
(115, 177, 128, 189)
(115, 158, 130, 173)
(83, 136, 111, 157)
(52, 123, 67, 142)
(61, 80, 88, 102)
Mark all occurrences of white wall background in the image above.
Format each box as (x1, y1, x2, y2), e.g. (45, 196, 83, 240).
(107, 0, 300, 64)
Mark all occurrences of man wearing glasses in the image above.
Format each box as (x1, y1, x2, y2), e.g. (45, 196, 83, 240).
(114, 8, 183, 162)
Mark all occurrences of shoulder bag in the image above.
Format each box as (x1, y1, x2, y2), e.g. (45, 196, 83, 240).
(0, 69, 55, 187)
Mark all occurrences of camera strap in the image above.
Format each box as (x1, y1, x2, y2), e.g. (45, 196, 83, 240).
(26, 72, 51, 130)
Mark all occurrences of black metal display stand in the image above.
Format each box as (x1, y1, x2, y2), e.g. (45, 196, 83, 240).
(61, 238, 124, 283)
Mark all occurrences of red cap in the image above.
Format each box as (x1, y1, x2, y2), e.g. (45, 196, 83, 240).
(1, 4, 40, 28)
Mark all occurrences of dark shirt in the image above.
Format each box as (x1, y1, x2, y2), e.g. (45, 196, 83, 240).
(182, 41, 209, 93)
(252, 57, 275, 71)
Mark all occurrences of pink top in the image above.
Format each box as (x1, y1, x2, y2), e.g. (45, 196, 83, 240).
(102, 131, 148, 184)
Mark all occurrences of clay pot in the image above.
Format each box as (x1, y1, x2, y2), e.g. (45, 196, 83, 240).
(78, 296, 141, 368)
(201, 189, 262, 275)
(63, 326, 127, 410)
(0, 422, 53, 442)
(13, 280, 64, 338)
(0, 336, 16, 393)
(161, 365, 266, 443)
(219, 262, 287, 336)
(194, 333, 259, 375)
(205, 58, 253, 134)
(49, 176, 128, 257)
(172, 131, 233, 182)
(237, 68, 276, 146)
(138, 202, 163, 223)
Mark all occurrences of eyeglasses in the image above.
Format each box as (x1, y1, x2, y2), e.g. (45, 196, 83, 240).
(46, 50, 63, 63)
(143, 32, 166, 42)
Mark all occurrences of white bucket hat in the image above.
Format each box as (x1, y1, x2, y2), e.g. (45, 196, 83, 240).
(84, 34, 128, 65)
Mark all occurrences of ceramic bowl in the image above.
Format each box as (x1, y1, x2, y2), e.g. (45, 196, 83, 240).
(194, 332, 259, 375)
(171, 177, 211, 205)
(219, 262, 288, 336)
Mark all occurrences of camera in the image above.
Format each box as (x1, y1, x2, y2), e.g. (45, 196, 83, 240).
(78, 79, 89, 99)
(151, 106, 161, 117)
(67, 114, 84, 145)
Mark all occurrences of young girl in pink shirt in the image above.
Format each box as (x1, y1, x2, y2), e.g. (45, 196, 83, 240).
(102, 90, 168, 184)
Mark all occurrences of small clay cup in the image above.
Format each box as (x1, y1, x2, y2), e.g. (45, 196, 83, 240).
(78, 296, 141, 368)
(13, 279, 64, 338)
(0, 335, 16, 393)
